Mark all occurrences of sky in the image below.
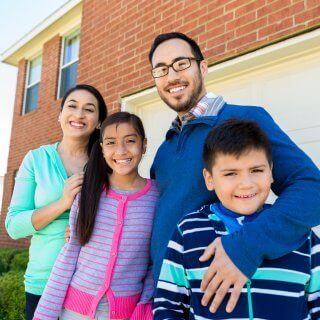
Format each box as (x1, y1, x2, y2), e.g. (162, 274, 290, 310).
(0, 0, 69, 176)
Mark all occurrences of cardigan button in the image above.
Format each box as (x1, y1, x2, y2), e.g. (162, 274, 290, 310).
(111, 311, 116, 315)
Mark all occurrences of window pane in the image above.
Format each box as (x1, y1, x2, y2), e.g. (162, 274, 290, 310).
(59, 62, 78, 98)
(63, 33, 80, 65)
(28, 56, 42, 85)
(25, 83, 39, 113)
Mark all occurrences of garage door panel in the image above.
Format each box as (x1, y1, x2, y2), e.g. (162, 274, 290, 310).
(137, 102, 174, 178)
(210, 53, 320, 133)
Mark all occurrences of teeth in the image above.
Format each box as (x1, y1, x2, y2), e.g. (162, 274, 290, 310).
(169, 86, 186, 93)
(70, 121, 85, 128)
(114, 159, 131, 164)
(236, 194, 256, 198)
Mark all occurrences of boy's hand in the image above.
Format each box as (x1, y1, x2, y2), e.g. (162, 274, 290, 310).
(199, 237, 248, 313)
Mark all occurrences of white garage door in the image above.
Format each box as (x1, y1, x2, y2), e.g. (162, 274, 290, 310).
(122, 29, 320, 178)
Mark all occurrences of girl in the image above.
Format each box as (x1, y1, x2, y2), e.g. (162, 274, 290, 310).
(33, 112, 158, 320)
(6, 84, 107, 320)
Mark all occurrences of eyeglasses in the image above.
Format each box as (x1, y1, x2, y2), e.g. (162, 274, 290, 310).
(151, 57, 201, 78)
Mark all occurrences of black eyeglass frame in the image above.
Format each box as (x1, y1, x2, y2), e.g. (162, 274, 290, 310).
(151, 57, 201, 78)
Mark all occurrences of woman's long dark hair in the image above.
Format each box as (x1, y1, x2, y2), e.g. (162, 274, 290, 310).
(77, 112, 146, 246)
(60, 84, 107, 156)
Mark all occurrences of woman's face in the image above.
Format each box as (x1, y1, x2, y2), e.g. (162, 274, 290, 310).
(59, 89, 100, 140)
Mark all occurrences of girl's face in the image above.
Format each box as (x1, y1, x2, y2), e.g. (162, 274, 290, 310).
(59, 89, 100, 140)
(101, 122, 146, 179)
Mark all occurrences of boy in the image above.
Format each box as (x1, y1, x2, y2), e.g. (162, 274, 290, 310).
(153, 119, 320, 319)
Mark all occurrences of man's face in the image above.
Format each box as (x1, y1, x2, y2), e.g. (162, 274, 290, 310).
(151, 39, 207, 117)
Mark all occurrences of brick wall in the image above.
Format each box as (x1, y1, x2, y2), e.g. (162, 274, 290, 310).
(78, 0, 320, 111)
(1, 0, 319, 248)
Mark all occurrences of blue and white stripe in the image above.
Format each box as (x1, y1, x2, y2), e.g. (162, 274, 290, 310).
(154, 204, 320, 319)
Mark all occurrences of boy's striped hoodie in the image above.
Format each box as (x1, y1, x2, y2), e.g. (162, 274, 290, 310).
(154, 204, 320, 320)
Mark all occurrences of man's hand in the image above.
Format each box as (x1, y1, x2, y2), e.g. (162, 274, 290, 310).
(199, 237, 248, 313)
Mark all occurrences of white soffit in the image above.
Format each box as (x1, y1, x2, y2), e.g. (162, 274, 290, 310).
(1, 0, 82, 66)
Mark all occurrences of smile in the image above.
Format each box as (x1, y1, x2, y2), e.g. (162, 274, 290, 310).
(114, 158, 132, 164)
(168, 85, 186, 94)
(235, 193, 257, 199)
(70, 121, 85, 128)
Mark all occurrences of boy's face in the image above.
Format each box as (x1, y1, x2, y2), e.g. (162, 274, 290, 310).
(203, 149, 273, 215)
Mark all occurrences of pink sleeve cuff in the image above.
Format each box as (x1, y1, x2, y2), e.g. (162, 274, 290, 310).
(130, 302, 153, 320)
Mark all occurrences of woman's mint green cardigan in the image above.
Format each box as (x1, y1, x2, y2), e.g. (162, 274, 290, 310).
(6, 142, 70, 295)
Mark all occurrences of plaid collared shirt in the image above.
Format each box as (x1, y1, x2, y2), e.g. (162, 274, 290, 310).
(171, 92, 225, 130)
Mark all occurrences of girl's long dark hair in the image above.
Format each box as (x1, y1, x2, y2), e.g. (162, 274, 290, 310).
(77, 112, 146, 246)
(60, 84, 107, 156)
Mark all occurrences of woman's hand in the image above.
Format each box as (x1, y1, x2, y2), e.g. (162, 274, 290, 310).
(58, 173, 84, 211)
(32, 173, 84, 231)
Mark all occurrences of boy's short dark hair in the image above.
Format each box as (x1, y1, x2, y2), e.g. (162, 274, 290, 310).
(203, 119, 272, 170)
(148, 32, 204, 64)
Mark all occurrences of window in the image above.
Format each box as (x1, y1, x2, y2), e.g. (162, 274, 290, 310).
(23, 55, 42, 114)
(58, 30, 80, 98)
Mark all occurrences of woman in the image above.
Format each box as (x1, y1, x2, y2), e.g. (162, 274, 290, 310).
(5, 84, 107, 320)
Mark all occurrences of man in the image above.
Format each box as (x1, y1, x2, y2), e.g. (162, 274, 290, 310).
(149, 32, 320, 313)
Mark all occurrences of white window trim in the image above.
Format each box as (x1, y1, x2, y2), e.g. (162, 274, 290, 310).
(22, 54, 42, 115)
(57, 29, 80, 99)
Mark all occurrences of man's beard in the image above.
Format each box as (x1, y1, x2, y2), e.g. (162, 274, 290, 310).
(159, 74, 204, 114)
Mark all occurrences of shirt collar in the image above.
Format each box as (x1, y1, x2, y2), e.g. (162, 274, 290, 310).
(170, 92, 225, 131)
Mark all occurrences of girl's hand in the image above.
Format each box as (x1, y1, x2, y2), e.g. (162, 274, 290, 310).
(59, 173, 84, 211)
(65, 226, 71, 243)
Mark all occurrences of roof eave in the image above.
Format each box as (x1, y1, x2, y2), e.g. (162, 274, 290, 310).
(1, 0, 82, 66)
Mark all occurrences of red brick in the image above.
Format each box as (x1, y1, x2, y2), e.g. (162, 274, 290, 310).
(257, 0, 291, 18)
(306, 0, 320, 8)
(183, 6, 207, 24)
(295, 6, 320, 24)
(187, 24, 206, 38)
(267, 25, 306, 42)
(204, 43, 226, 58)
(208, 11, 234, 31)
(236, 17, 268, 37)
(227, 31, 257, 51)
(235, 0, 266, 18)
(226, 11, 256, 30)
(225, 0, 252, 11)
(203, 24, 226, 45)
(207, 0, 227, 12)
(259, 17, 294, 38)
(306, 15, 320, 27)
(268, 2, 305, 24)
(207, 30, 235, 49)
